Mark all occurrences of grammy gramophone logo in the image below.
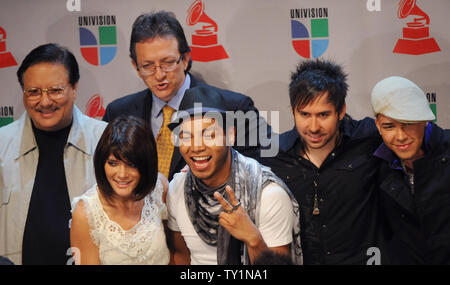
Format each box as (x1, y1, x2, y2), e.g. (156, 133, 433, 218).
(186, 0, 229, 62)
(0, 26, 17, 68)
(393, 0, 441, 55)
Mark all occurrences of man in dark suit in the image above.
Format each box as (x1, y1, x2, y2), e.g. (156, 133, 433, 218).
(103, 11, 266, 181)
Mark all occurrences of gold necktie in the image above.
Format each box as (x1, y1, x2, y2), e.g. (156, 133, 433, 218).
(156, 105, 175, 178)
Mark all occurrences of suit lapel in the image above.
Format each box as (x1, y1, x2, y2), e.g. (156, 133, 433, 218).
(143, 89, 153, 122)
(169, 147, 184, 180)
(178, 73, 202, 110)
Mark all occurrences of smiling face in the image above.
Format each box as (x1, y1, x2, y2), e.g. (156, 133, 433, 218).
(376, 114, 427, 163)
(133, 36, 190, 103)
(293, 92, 345, 153)
(104, 154, 141, 199)
(178, 116, 234, 188)
(22, 62, 76, 131)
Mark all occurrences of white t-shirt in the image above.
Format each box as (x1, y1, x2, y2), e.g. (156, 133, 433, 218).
(166, 172, 294, 265)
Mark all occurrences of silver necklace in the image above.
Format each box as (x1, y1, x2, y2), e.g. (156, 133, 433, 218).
(400, 160, 415, 195)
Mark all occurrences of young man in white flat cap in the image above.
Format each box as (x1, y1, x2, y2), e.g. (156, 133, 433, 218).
(372, 76, 450, 264)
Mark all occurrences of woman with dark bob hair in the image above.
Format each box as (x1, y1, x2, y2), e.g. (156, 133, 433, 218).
(70, 116, 169, 264)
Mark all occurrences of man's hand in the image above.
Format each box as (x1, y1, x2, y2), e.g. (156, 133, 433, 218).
(214, 186, 267, 251)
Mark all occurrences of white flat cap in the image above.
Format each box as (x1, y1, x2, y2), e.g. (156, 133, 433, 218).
(371, 76, 435, 122)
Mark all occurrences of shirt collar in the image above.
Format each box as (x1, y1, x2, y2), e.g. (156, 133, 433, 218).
(152, 74, 191, 117)
(66, 105, 93, 155)
(18, 112, 38, 159)
(17, 105, 94, 159)
(373, 143, 403, 170)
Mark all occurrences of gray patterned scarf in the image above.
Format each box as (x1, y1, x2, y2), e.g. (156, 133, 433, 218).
(185, 163, 235, 246)
(185, 149, 303, 265)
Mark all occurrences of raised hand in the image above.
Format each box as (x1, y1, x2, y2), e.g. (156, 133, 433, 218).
(214, 186, 261, 245)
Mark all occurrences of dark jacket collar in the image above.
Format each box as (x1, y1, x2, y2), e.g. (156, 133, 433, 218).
(279, 127, 300, 153)
(424, 122, 448, 154)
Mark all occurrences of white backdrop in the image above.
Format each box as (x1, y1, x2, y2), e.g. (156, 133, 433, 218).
(1, 0, 449, 132)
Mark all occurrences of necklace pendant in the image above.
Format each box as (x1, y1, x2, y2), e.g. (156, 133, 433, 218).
(313, 207, 320, 215)
(313, 192, 320, 215)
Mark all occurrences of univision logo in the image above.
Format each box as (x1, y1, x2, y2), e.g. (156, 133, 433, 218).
(0, 106, 14, 127)
(427, 92, 437, 123)
(290, 8, 329, 59)
(78, 15, 117, 66)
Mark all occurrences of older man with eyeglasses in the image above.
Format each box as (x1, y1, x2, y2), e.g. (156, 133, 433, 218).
(0, 43, 107, 265)
(102, 11, 270, 181)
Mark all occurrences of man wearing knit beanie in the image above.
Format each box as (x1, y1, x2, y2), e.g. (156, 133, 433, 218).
(372, 76, 450, 264)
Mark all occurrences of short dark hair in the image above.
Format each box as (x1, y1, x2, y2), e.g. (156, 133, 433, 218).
(17, 43, 80, 88)
(129, 11, 192, 72)
(94, 116, 158, 202)
(289, 59, 348, 114)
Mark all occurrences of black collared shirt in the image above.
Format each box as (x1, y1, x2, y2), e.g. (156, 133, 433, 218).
(259, 116, 386, 264)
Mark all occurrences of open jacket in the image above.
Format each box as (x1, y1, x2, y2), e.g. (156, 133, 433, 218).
(375, 123, 450, 264)
(0, 106, 107, 264)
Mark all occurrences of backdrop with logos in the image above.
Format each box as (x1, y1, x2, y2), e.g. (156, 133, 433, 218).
(1, 0, 449, 133)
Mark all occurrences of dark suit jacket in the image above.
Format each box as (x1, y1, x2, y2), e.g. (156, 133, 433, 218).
(103, 74, 266, 181)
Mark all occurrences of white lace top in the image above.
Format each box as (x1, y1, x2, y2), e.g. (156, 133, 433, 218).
(71, 180, 170, 265)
